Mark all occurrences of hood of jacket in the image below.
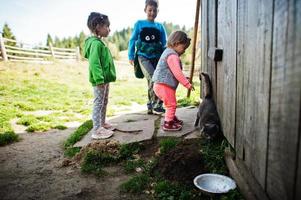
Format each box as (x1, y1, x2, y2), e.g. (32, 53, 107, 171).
(84, 36, 101, 59)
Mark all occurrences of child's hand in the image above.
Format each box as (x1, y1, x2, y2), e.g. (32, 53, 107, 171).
(129, 60, 134, 66)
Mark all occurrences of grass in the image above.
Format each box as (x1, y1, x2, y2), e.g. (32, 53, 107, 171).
(0, 62, 200, 144)
(118, 142, 144, 160)
(0, 60, 199, 145)
(0, 131, 19, 146)
(64, 119, 93, 157)
(81, 149, 119, 176)
(201, 138, 230, 174)
(154, 180, 196, 200)
(159, 138, 180, 154)
(120, 174, 150, 193)
(118, 139, 244, 200)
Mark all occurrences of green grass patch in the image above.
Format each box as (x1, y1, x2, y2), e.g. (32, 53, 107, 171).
(63, 119, 92, 158)
(154, 180, 197, 200)
(118, 142, 144, 160)
(120, 174, 150, 193)
(0, 62, 200, 137)
(64, 119, 93, 148)
(0, 131, 19, 146)
(123, 159, 146, 173)
(64, 147, 81, 158)
(81, 150, 117, 176)
(201, 138, 229, 174)
(53, 125, 67, 130)
(159, 138, 180, 154)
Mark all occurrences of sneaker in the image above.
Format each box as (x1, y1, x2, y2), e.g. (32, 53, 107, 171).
(163, 121, 182, 131)
(153, 107, 165, 115)
(173, 116, 183, 125)
(92, 127, 114, 139)
(147, 108, 153, 115)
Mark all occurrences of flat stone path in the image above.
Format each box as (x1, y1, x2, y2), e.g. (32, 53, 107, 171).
(74, 106, 200, 147)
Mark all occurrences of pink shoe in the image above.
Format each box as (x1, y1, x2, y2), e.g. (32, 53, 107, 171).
(173, 116, 183, 125)
(163, 121, 182, 131)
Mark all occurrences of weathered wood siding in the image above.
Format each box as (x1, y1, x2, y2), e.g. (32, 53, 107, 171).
(200, 0, 301, 199)
(236, 0, 273, 189)
(266, 0, 301, 199)
(216, 0, 237, 147)
(200, 0, 217, 99)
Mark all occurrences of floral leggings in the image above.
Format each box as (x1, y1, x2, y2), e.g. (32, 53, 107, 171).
(92, 83, 109, 132)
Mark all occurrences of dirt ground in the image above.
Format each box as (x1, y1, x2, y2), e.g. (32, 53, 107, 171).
(0, 128, 147, 200)
(153, 141, 206, 185)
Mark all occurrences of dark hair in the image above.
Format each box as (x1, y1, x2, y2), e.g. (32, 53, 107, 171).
(87, 12, 109, 34)
(145, 0, 158, 9)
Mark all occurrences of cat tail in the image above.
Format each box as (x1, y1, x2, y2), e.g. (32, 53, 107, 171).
(201, 72, 213, 98)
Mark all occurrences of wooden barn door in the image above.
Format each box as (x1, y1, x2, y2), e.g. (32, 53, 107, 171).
(216, 0, 237, 147)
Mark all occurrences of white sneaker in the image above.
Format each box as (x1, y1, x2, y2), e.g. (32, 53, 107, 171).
(92, 127, 114, 139)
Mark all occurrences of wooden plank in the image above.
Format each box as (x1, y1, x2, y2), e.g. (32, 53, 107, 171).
(216, 0, 237, 147)
(295, 1, 301, 199)
(52, 46, 76, 52)
(52, 51, 76, 56)
(267, 0, 301, 199)
(5, 45, 51, 54)
(200, 0, 207, 98)
(207, 0, 217, 101)
(9, 59, 53, 64)
(236, 0, 247, 160)
(6, 49, 52, 57)
(200, 0, 208, 73)
(0, 34, 8, 61)
(225, 148, 269, 200)
(7, 54, 44, 61)
(236, 0, 273, 189)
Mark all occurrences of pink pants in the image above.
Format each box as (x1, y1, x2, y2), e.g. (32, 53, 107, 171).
(153, 83, 177, 122)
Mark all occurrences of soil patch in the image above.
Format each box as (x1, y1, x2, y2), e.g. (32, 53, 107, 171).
(0, 129, 147, 200)
(153, 140, 206, 185)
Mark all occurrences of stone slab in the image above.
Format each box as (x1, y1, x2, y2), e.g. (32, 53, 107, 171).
(157, 106, 199, 138)
(74, 113, 159, 147)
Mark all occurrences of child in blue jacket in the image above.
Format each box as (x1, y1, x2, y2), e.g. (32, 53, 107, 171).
(128, 0, 167, 115)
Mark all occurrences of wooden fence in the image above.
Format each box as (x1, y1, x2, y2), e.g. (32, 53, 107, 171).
(0, 35, 80, 63)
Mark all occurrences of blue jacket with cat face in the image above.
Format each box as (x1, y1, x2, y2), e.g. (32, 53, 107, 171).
(128, 20, 167, 60)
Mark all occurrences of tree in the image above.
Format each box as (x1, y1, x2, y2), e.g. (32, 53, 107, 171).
(77, 31, 86, 55)
(2, 23, 16, 46)
(46, 34, 53, 46)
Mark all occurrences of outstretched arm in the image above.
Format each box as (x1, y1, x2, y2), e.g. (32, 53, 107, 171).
(166, 54, 192, 89)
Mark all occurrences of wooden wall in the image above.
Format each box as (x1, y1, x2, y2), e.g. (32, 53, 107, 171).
(200, 0, 301, 199)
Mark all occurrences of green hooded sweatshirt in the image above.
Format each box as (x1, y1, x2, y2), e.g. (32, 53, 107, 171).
(84, 36, 116, 86)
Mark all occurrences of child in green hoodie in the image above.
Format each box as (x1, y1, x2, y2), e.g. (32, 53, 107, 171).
(84, 12, 116, 139)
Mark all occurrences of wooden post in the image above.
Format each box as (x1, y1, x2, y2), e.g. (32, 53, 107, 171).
(49, 43, 55, 59)
(76, 46, 81, 61)
(0, 34, 8, 61)
(187, 0, 201, 97)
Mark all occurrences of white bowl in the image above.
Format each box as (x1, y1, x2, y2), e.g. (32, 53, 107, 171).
(193, 173, 236, 194)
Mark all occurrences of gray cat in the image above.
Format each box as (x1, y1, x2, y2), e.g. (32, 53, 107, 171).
(194, 72, 221, 140)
